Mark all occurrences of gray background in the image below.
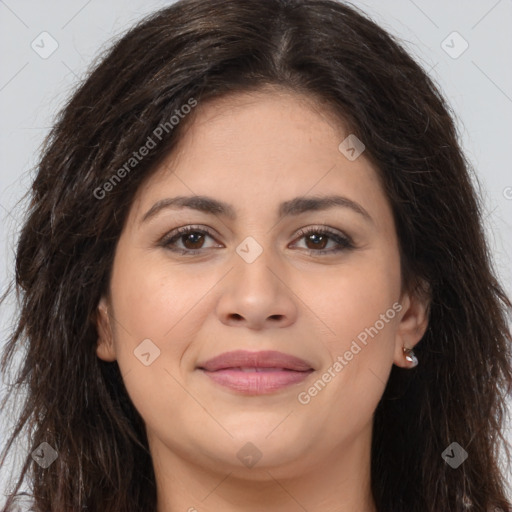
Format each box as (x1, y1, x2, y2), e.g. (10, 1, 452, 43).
(1, 0, 511, 502)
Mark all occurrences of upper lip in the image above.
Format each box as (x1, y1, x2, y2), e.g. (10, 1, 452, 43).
(197, 350, 314, 372)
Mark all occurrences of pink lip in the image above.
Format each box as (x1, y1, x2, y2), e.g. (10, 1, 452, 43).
(197, 350, 315, 395)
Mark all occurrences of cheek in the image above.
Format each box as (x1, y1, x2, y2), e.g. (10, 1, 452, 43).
(314, 251, 401, 349)
(118, 357, 192, 448)
(106, 260, 207, 432)
(304, 246, 401, 416)
(297, 262, 401, 441)
(107, 249, 224, 389)
(110, 252, 208, 340)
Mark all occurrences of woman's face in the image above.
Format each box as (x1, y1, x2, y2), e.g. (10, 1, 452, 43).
(95, 89, 428, 487)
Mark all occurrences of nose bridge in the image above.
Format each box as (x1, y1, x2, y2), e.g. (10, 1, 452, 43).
(233, 234, 283, 296)
(215, 234, 297, 328)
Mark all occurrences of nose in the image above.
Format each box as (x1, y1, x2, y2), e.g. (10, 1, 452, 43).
(215, 249, 298, 330)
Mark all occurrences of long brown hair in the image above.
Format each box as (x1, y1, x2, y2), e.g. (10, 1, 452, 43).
(1, 0, 511, 510)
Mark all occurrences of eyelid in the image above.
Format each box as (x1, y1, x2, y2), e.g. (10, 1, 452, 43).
(159, 224, 222, 248)
(291, 225, 354, 253)
(292, 224, 349, 240)
(159, 224, 354, 255)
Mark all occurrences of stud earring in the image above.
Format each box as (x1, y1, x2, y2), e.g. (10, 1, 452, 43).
(403, 347, 418, 368)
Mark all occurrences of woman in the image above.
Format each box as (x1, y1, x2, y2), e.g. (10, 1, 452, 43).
(1, 0, 511, 510)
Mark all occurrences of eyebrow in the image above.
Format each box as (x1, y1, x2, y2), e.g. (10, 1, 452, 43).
(140, 194, 374, 225)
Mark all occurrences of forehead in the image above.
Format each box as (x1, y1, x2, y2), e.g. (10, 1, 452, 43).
(128, 88, 389, 228)
(180, 87, 346, 154)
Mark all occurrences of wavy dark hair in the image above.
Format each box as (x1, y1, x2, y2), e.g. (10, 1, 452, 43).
(1, 0, 511, 510)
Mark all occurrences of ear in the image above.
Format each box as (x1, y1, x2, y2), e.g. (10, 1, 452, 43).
(94, 296, 117, 362)
(393, 280, 431, 368)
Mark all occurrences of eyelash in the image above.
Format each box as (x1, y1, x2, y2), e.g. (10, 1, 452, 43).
(159, 225, 355, 256)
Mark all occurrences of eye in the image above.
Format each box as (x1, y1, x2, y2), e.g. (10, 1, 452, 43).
(159, 225, 354, 256)
(290, 226, 354, 255)
(159, 226, 221, 255)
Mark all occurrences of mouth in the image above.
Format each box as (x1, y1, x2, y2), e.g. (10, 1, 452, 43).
(197, 350, 315, 395)
(198, 367, 314, 394)
(214, 367, 300, 372)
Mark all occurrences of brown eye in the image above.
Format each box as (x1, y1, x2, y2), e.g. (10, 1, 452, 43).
(160, 225, 354, 256)
(180, 231, 206, 250)
(304, 232, 329, 250)
(292, 227, 354, 255)
(160, 226, 221, 254)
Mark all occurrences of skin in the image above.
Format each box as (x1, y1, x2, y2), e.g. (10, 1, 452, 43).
(95, 87, 430, 512)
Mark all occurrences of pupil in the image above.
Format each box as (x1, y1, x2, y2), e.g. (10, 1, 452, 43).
(307, 233, 327, 250)
(184, 233, 203, 248)
(181, 232, 329, 251)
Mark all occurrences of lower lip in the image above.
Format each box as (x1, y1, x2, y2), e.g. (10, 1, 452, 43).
(199, 368, 314, 394)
